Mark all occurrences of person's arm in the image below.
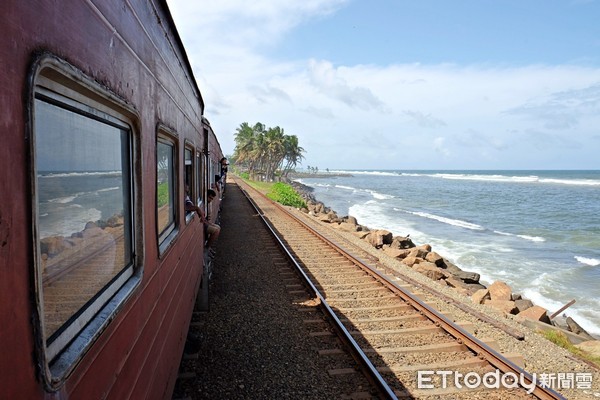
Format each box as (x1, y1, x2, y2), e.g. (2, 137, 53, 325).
(185, 198, 206, 221)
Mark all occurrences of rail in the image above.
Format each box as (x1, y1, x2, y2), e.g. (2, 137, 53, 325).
(235, 176, 566, 400)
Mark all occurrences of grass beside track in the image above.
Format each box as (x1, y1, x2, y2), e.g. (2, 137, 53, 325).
(541, 330, 600, 368)
(237, 177, 306, 208)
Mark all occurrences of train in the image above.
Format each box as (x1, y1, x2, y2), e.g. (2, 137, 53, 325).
(0, 0, 223, 398)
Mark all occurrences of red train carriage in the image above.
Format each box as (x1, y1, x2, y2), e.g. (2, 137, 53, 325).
(0, 1, 220, 398)
(203, 118, 224, 222)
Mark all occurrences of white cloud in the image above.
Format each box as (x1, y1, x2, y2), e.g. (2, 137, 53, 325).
(167, 1, 600, 169)
(307, 59, 385, 110)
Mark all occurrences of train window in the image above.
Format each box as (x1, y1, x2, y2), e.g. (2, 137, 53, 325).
(156, 136, 177, 250)
(32, 71, 137, 376)
(184, 146, 194, 221)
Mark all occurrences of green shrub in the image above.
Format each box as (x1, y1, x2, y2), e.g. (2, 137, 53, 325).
(267, 182, 307, 208)
(157, 181, 170, 207)
(240, 172, 250, 180)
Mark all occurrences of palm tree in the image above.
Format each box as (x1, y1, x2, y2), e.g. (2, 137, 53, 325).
(264, 126, 285, 180)
(233, 122, 305, 181)
(281, 135, 304, 177)
(233, 122, 255, 170)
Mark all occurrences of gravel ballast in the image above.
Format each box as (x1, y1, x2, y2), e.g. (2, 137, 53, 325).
(173, 179, 600, 399)
(172, 182, 373, 399)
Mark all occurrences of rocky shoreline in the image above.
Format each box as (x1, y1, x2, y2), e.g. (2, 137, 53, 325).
(290, 180, 600, 349)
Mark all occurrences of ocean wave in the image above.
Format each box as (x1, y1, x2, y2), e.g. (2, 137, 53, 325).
(48, 195, 77, 204)
(97, 187, 120, 193)
(334, 185, 355, 190)
(331, 170, 400, 177)
(539, 178, 600, 186)
(575, 256, 600, 266)
(516, 235, 546, 243)
(320, 170, 600, 186)
(408, 211, 484, 231)
(399, 173, 424, 177)
(493, 230, 546, 243)
(330, 184, 394, 200)
(295, 179, 331, 188)
(420, 172, 600, 186)
(46, 187, 119, 204)
(40, 207, 102, 238)
(366, 190, 394, 200)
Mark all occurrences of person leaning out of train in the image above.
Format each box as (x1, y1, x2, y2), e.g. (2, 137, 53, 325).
(220, 157, 228, 179)
(185, 187, 220, 253)
(212, 175, 222, 199)
(203, 189, 220, 251)
(185, 185, 206, 222)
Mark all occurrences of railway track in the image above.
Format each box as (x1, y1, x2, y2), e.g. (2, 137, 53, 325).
(235, 177, 566, 400)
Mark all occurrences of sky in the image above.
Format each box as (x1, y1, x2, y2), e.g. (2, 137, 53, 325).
(166, 0, 600, 170)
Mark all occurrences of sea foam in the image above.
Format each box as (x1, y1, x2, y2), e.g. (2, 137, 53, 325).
(575, 256, 600, 267)
(408, 211, 484, 231)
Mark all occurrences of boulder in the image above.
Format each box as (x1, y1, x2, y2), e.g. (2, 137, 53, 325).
(416, 244, 432, 252)
(452, 271, 480, 284)
(414, 262, 446, 280)
(382, 246, 409, 259)
(425, 251, 445, 267)
(327, 210, 339, 221)
(401, 255, 422, 267)
(444, 277, 470, 295)
(390, 236, 415, 249)
(471, 289, 490, 305)
(407, 247, 429, 259)
(345, 216, 358, 225)
(488, 281, 512, 301)
(107, 215, 123, 228)
(485, 299, 518, 315)
(84, 221, 98, 230)
(443, 259, 463, 274)
(378, 230, 394, 245)
(514, 299, 534, 313)
(337, 222, 359, 232)
(40, 236, 67, 256)
(465, 283, 487, 293)
(566, 317, 596, 340)
(365, 230, 393, 248)
(517, 305, 551, 324)
(82, 226, 104, 239)
(317, 214, 331, 223)
(314, 202, 325, 214)
(354, 231, 370, 240)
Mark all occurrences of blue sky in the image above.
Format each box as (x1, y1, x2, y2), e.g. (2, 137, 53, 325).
(167, 0, 600, 170)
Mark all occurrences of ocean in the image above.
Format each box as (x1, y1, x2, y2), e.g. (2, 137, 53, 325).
(295, 170, 600, 335)
(38, 171, 125, 238)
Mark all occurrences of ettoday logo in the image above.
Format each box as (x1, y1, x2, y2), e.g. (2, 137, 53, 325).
(417, 370, 593, 393)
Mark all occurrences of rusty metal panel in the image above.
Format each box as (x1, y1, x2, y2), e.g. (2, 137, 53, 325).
(0, 0, 211, 398)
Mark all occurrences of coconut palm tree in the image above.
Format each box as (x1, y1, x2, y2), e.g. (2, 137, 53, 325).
(281, 135, 304, 177)
(233, 122, 305, 181)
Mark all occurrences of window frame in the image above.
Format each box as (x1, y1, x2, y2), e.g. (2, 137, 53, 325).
(28, 54, 142, 388)
(196, 149, 204, 208)
(184, 143, 196, 223)
(156, 129, 179, 255)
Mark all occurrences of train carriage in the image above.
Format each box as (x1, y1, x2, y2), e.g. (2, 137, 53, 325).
(0, 1, 220, 398)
